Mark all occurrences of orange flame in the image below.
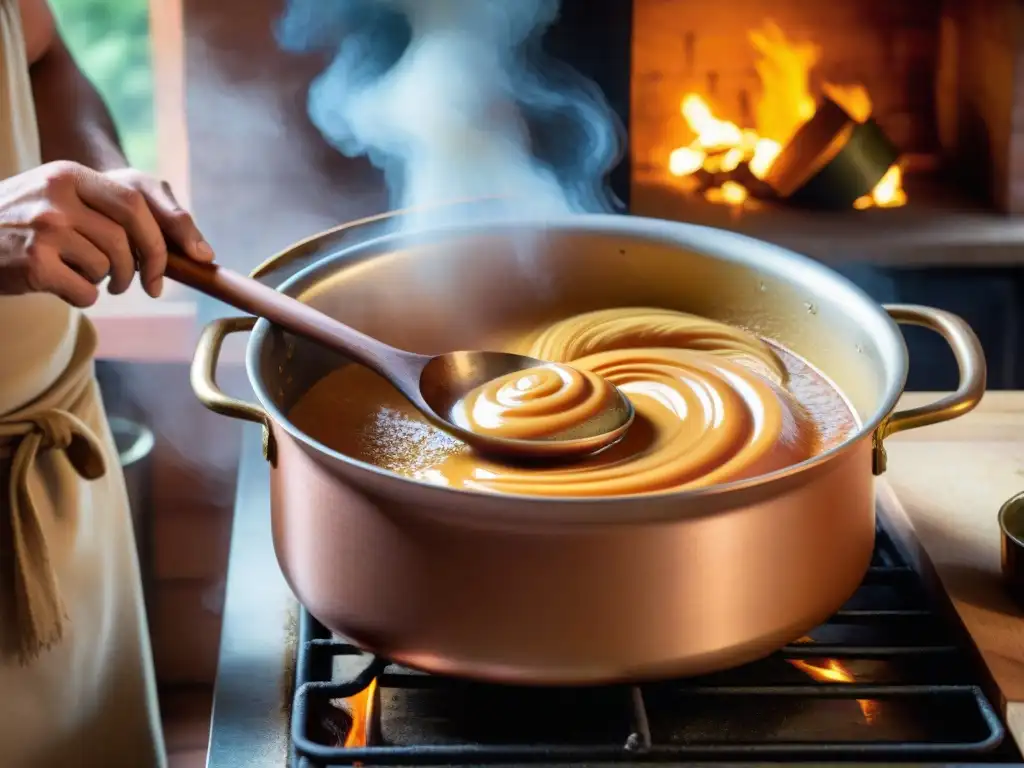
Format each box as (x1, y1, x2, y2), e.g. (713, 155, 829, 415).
(788, 658, 879, 723)
(668, 21, 906, 210)
(343, 678, 378, 748)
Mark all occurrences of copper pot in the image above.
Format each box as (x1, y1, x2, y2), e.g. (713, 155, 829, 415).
(191, 207, 986, 685)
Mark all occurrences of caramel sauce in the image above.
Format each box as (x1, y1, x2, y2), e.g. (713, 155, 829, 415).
(450, 362, 625, 442)
(288, 308, 859, 498)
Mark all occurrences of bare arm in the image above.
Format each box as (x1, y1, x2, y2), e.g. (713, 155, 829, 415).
(1, 0, 214, 302)
(21, 0, 127, 171)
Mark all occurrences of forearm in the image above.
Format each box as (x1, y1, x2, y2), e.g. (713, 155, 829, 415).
(30, 37, 127, 171)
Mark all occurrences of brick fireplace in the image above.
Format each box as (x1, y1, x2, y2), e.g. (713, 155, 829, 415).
(623, 0, 1024, 263)
(632, 0, 1021, 208)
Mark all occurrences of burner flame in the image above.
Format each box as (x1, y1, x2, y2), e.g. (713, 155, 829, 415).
(788, 652, 878, 723)
(343, 678, 378, 749)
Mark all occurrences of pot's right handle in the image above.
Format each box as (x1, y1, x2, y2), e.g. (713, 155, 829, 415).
(873, 303, 987, 474)
(191, 315, 277, 464)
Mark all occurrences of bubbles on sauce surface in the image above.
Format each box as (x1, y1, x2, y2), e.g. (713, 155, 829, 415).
(287, 308, 859, 498)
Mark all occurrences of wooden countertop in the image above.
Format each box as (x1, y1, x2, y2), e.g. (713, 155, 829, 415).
(882, 391, 1024, 746)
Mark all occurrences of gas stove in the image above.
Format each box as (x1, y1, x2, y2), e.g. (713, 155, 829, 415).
(207, 423, 1023, 767)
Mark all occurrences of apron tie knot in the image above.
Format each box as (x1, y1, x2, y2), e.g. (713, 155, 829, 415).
(34, 411, 73, 451)
(0, 372, 107, 662)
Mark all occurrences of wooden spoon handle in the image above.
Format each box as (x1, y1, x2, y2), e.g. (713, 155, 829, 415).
(165, 251, 393, 371)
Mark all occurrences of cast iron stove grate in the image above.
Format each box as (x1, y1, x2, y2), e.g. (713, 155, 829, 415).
(289, 524, 1015, 767)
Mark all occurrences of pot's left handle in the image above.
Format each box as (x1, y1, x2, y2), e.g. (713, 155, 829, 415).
(873, 304, 987, 474)
(191, 316, 277, 464)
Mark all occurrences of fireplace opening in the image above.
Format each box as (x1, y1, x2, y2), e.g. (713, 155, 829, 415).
(662, 20, 908, 212)
(627, 0, 1024, 267)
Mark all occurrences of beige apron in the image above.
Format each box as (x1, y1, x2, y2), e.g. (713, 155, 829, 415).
(0, 1, 165, 765)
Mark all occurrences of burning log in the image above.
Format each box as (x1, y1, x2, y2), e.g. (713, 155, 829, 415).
(667, 21, 907, 212)
(763, 97, 901, 210)
(684, 160, 779, 206)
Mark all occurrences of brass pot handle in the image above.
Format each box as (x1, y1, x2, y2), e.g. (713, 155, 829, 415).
(191, 316, 265, 424)
(191, 315, 277, 463)
(872, 303, 986, 474)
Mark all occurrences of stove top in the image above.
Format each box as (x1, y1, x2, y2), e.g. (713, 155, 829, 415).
(207, 423, 1023, 768)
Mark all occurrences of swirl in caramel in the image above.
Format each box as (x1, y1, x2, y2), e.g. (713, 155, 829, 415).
(288, 308, 858, 498)
(523, 307, 786, 387)
(450, 362, 625, 442)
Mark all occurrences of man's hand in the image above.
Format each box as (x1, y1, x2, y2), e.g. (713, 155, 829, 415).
(0, 161, 213, 307)
(13, 0, 214, 309)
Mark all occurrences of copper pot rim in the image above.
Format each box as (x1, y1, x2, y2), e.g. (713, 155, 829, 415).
(245, 215, 908, 512)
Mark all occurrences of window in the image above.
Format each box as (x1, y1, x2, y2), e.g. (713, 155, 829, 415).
(49, 0, 157, 171)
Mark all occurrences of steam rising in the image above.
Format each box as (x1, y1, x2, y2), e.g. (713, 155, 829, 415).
(94, 3, 627, 602)
(276, 0, 624, 224)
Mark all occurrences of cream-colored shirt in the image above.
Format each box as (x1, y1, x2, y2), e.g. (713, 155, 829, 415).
(0, 0, 76, 415)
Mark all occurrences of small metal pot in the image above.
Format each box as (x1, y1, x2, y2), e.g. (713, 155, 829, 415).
(999, 492, 1024, 606)
(191, 208, 985, 685)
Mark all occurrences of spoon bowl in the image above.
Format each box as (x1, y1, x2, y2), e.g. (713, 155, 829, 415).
(416, 350, 635, 458)
(165, 254, 634, 458)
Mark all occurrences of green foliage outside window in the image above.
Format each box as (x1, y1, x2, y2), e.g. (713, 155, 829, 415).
(48, 0, 156, 171)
